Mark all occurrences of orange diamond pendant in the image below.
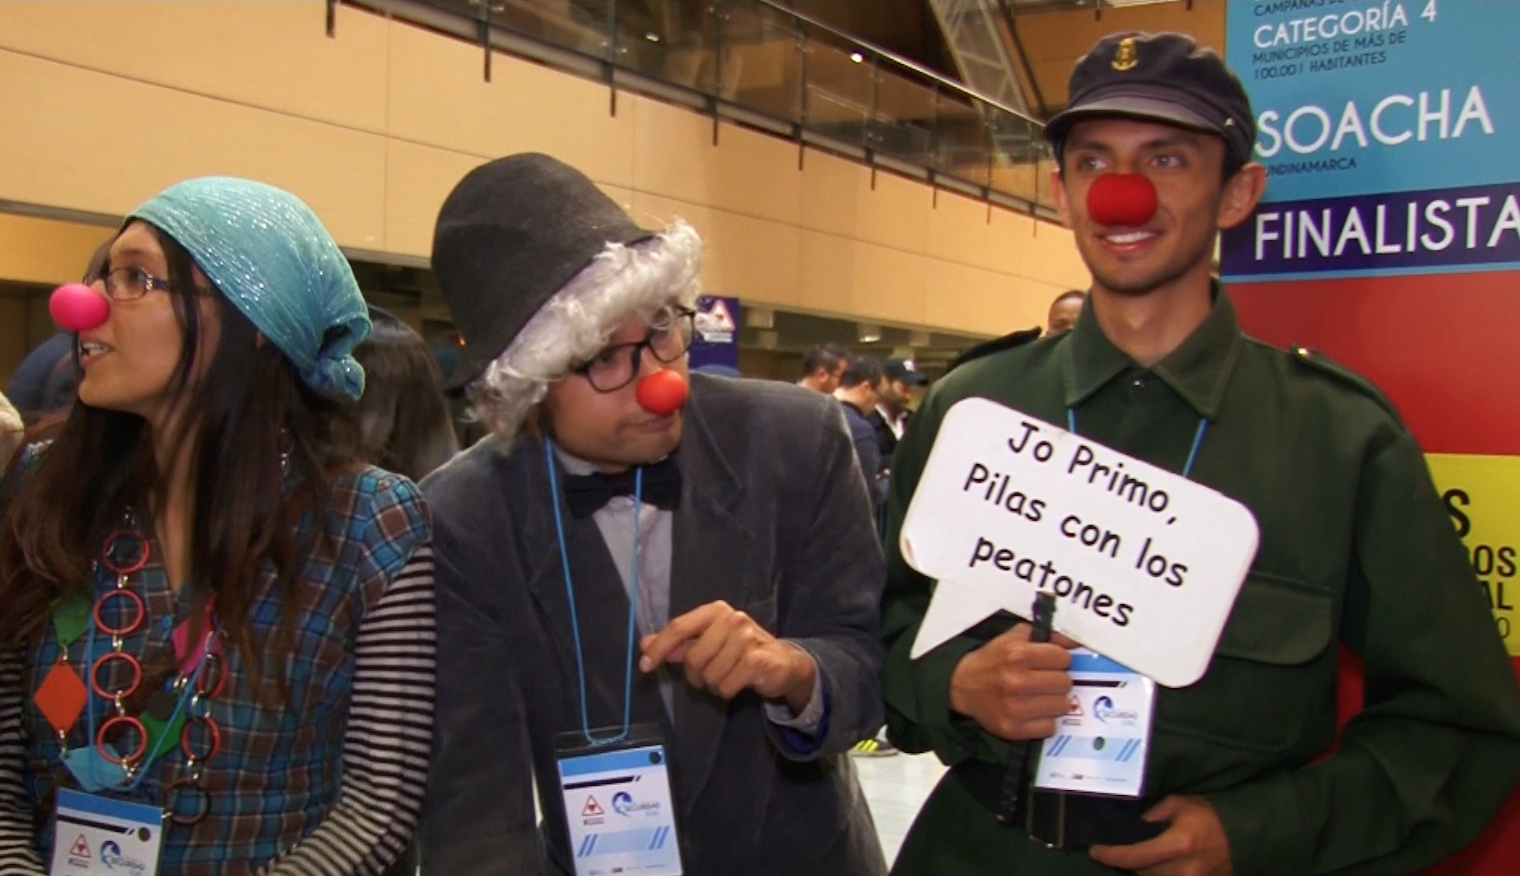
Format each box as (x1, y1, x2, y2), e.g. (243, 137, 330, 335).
(34, 660, 86, 735)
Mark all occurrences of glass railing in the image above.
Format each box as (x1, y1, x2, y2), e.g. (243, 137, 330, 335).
(357, 0, 1058, 216)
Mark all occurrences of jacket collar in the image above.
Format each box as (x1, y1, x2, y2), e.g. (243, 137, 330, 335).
(1061, 282, 1244, 420)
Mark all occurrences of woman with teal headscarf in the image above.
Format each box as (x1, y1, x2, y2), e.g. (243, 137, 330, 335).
(0, 177, 435, 875)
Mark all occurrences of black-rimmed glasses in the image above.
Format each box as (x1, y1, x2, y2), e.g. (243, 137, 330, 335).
(572, 307, 696, 392)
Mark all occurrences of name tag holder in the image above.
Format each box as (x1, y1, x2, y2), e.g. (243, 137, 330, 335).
(555, 725, 683, 876)
(51, 788, 164, 876)
(1027, 649, 1163, 851)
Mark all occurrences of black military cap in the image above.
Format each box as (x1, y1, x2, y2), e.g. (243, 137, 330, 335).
(1045, 32, 1254, 165)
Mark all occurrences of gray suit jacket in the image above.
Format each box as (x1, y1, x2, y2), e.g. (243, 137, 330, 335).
(419, 374, 887, 876)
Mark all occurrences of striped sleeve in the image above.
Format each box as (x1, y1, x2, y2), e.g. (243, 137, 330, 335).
(262, 546, 436, 876)
(0, 648, 45, 874)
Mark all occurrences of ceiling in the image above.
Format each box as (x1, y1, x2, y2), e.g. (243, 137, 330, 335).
(789, 0, 1226, 120)
(1003, 0, 1225, 117)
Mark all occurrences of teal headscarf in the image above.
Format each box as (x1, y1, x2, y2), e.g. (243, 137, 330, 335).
(127, 177, 370, 401)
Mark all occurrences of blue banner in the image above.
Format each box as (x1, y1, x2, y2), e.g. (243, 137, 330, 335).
(1223, 180, 1520, 278)
(1222, 0, 1520, 280)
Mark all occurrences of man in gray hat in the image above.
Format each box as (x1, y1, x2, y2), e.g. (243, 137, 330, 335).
(418, 153, 887, 876)
(880, 31, 1520, 876)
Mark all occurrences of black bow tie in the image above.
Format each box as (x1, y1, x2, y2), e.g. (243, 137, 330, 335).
(562, 456, 683, 519)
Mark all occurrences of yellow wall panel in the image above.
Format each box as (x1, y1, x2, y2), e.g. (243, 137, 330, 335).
(799, 150, 872, 242)
(710, 119, 803, 226)
(858, 169, 931, 256)
(988, 209, 1040, 275)
(799, 151, 932, 256)
(979, 198, 1088, 293)
(921, 259, 989, 335)
(849, 241, 927, 326)
(0, 214, 110, 286)
(386, 27, 637, 187)
(926, 258, 1064, 336)
(927, 260, 1009, 336)
(928, 188, 1002, 274)
(383, 141, 487, 260)
(1013, 220, 1089, 292)
(633, 99, 725, 213)
(800, 232, 926, 326)
(631, 98, 802, 226)
(796, 231, 855, 316)
(0, 1, 389, 133)
(0, 50, 386, 250)
(630, 193, 802, 309)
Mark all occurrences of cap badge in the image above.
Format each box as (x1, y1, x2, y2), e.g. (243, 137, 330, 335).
(1111, 37, 1139, 72)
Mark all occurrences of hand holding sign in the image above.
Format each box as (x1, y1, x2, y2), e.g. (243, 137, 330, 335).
(948, 621, 1075, 742)
(903, 399, 1259, 688)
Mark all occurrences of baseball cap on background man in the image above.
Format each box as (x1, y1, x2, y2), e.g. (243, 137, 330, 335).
(884, 358, 928, 386)
(1043, 31, 1255, 166)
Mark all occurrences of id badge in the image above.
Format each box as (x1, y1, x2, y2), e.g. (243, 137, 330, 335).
(1034, 649, 1156, 798)
(555, 725, 682, 876)
(51, 788, 164, 876)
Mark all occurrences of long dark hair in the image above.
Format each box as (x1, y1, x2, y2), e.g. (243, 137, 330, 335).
(0, 224, 357, 689)
(352, 308, 458, 481)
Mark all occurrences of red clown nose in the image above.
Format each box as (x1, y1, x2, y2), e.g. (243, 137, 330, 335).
(49, 282, 110, 332)
(1087, 173, 1158, 227)
(635, 369, 689, 416)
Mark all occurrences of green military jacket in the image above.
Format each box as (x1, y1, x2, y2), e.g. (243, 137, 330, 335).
(882, 289, 1520, 876)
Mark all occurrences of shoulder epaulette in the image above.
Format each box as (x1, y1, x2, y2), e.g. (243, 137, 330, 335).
(946, 327, 1042, 374)
(1286, 345, 1405, 425)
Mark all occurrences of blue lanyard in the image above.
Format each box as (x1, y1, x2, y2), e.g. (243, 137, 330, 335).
(1067, 408, 1209, 480)
(544, 437, 642, 747)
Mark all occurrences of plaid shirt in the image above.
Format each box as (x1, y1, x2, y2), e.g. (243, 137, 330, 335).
(4, 464, 433, 875)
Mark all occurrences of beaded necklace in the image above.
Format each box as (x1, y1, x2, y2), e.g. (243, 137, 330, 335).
(32, 516, 222, 824)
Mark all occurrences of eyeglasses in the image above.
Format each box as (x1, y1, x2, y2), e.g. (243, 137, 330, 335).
(101, 266, 171, 302)
(572, 307, 695, 392)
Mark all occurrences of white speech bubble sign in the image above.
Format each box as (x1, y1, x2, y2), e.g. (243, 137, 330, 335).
(902, 398, 1259, 688)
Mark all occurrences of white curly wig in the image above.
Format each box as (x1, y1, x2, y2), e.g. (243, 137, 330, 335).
(467, 219, 703, 440)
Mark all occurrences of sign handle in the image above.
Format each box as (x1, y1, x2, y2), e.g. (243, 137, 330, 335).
(996, 590, 1057, 825)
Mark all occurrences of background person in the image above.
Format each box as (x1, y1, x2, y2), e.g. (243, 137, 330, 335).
(353, 306, 460, 482)
(797, 342, 851, 394)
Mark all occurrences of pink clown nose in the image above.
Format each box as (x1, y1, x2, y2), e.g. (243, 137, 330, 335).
(49, 282, 110, 332)
(1087, 173, 1158, 227)
(636, 369, 689, 416)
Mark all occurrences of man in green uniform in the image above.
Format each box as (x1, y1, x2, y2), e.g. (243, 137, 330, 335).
(882, 31, 1520, 876)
